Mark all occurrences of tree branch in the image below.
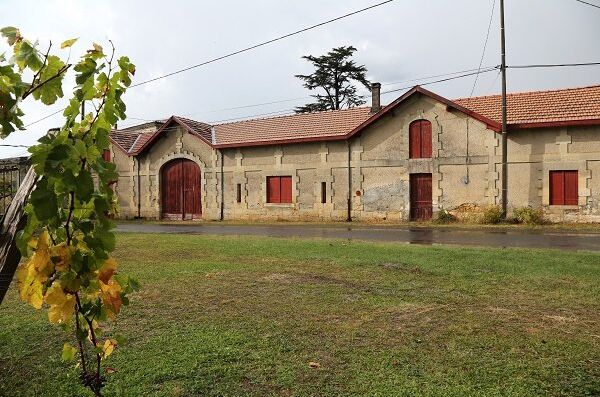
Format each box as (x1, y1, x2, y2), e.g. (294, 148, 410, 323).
(21, 64, 71, 100)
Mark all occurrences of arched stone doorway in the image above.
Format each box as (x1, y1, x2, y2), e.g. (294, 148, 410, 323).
(161, 158, 202, 220)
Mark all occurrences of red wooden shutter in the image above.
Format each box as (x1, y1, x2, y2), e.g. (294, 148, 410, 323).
(409, 120, 432, 159)
(550, 171, 564, 205)
(409, 121, 421, 159)
(550, 170, 578, 205)
(102, 149, 111, 162)
(280, 176, 292, 203)
(564, 171, 578, 205)
(421, 121, 432, 158)
(267, 176, 281, 203)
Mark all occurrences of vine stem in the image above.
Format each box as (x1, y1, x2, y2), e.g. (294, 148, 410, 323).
(74, 293, 87, 375)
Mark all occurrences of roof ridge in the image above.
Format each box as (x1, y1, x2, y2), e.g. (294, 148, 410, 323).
(213, 106, 370, 127)
(454, 83, 600, 102)
(174, 115, 211, 125)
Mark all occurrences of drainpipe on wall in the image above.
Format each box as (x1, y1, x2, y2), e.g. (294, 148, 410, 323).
(136, 156, 141, 219)
(347, 140, 352, 222)
(220, 150, 224, 221)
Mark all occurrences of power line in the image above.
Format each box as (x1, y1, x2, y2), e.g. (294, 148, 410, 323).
(20, 60, 600, 129)
(136, 66, 501, 122)
(24, 107, 64, 127)
(573, 0, 600, 10)
(509, 61, 600, 68)
(470, 0, 497, 97)
(130, 0, 396, 88)
(381, 66, 500, 95)
(0, 144, 31, 148)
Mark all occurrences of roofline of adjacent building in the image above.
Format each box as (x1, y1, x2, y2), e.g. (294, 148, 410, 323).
(454, 83, 600, 102)
(508, 118, 600, 131)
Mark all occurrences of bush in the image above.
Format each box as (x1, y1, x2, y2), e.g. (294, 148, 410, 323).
(479, 205, 504, 224)
(512, 206, 545, 225)
(433, 209, 457, 224)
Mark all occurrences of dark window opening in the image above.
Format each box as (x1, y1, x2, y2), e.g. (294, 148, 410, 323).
(236, 183, 242, 203)
(266, 176, 292, 203)
(321, 182, 327, 204)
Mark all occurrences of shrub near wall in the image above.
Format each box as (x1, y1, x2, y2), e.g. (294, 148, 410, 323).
(512, 206, 545, 225)
(479, 205, 504, 224)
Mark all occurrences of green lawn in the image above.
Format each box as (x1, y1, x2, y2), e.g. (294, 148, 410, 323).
(1, 233, 599, 397)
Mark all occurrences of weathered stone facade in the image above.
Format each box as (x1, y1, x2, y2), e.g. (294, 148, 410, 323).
(109, 86, 600, 223)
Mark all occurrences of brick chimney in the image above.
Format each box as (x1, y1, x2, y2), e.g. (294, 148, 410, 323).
(370, 82, 381, 113)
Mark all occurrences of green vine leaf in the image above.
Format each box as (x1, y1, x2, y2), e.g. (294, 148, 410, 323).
(32, 55, 66, 104)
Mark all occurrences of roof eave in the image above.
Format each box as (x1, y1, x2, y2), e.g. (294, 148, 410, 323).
(508, 118, 600, 131)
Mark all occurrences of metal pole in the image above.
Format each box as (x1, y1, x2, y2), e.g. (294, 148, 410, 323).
(220, 150, 224, 221)
(347, 141, 352, 222)
(500, 0, 508, 217)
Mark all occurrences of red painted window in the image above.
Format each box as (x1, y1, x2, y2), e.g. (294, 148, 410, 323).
(409, 120, 432, 159)
(102, 149, 111, 162)
(549, 170, 578, 205)
(266, 176, 292, 203)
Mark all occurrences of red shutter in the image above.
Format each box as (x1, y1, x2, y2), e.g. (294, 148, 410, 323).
(409, 120, 432, 159)
(564, 171, 578, 205)
(267, 176, 281, 203)
(409, 121, 421, 159)
(102, 149, 111, 162)
(550, 171, 565, 205)
(280, 176, 292, 203)
(421, 121, 432, 158)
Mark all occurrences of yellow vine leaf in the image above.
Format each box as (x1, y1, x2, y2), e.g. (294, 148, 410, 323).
(16, 263, 43, 309)
(99, 278, 122, 318)
(98, 257, 117, 284)
(45, 281, 76, 324)
(30, 230, 53, 282)
(51, 243, 72, 272)
(101, 339, 117, 359)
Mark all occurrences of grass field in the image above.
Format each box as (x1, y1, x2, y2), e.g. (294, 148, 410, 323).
(1, 233, 599, 396)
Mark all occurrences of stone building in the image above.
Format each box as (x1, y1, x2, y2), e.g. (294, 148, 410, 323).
(108, 84, 600, 222)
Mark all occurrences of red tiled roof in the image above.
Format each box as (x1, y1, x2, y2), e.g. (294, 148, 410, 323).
(110, 85, 600, 155)
(455, 85, 600, 126)
(110, 121, 164, 153)
(213, 107, 372, 147)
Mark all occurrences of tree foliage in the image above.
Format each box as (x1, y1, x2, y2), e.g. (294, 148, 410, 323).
(1, 26, 138, 396)
(295, 46, 371, 113)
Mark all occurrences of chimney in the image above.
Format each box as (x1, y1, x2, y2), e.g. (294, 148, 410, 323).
(370, 82, 381, 113)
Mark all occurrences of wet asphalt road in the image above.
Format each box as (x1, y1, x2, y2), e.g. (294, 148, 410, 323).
(115, 222, 600, 251)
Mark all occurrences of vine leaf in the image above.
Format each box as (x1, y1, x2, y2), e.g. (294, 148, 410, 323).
(62, 343, 78, 361)
(60, 38, 78, 49)
(32, 55, 66, 104)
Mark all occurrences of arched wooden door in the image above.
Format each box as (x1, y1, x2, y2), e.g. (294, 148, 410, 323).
(161, 159, 202, 220)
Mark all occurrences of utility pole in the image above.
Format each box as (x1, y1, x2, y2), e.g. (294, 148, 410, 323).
(500, 0, 508, 217)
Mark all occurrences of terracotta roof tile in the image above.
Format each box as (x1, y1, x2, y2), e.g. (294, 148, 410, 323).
(454, 85, 600, 125)
(175, 116, 213, 143)
(213, 107, 372, 146)
(110, 121, 164, 153)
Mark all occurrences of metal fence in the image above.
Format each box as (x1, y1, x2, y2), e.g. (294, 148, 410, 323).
(0, 157, 30, 219)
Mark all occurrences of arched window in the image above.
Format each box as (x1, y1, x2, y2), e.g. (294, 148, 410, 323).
(409, 120, 432, 159)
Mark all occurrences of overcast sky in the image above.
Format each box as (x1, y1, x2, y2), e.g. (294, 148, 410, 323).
(1, 0, 599, 158)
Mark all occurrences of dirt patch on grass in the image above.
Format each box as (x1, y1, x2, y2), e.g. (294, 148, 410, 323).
(261, 272, 372, 292)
